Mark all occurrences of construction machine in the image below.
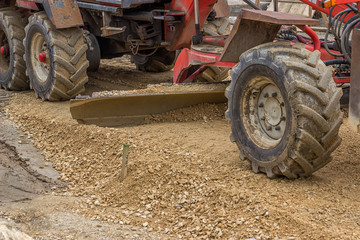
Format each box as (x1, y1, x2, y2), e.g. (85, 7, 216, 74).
(0, 0, 350, 178)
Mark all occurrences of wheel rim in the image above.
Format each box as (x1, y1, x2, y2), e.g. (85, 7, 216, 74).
(241, 76, 287, 149)
(0, 30, 10, 74)
(30, 32, 49, 83)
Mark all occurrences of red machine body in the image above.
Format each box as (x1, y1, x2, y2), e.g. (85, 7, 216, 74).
(165, 0, 216, 51)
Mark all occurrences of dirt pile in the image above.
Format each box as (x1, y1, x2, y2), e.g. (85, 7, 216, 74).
(3, 91, 360, 239)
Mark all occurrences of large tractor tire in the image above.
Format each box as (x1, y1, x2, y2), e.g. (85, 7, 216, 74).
(132, 48, 176, 72)
(226, 42, 343, 178)
(24, 12, 89, 101)
(0, 8, 28, 90)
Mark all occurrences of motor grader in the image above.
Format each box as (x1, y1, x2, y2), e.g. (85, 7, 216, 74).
(0, 0, 346, 178)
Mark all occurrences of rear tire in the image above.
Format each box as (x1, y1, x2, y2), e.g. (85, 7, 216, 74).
(226, 42, 343, 178)
(84, 31, 101, 72)
(132, 48, 175, 72)
(0, 8, 28, 90)
(24, 12, 89, 101)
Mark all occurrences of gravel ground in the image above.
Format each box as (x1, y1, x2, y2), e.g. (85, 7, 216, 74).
(0, 58, 359, 239)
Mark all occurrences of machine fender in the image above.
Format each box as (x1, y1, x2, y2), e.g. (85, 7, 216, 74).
(42, 0, 83, 29)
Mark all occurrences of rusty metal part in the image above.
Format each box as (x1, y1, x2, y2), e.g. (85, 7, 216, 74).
(101, 12, 126, 37)
(16, 0, 39, 10)
(220, 9, 320, 62)
(220, 19, 280, 62)
(240, 9, 320, 25)
(42, 0, 83, 29)
(70, 88, 227, 127)
(243, 0, 262, 10)
(349, 29, 360, 132)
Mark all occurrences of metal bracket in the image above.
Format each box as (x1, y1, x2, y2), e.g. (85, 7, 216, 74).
(101, 12, 126, 37)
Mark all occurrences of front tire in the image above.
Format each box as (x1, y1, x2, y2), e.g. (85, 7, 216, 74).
(226, 42, 343, 178)
(24, 12, 89, 101)
(0, 8, 28, 90)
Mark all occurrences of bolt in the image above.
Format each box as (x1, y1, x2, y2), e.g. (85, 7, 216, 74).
(275, 126, 281, 131)
(280, 116, 286, 121)
(272, 92, 278, 97)
(266, 126, 272, 131)
(258, 102, 264, 108)
(263, 93, 269, 98)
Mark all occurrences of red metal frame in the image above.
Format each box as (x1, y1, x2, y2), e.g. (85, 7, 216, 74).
(173, 48, 236, 83)
(164, 0, 216, 51)
(174, 23, 350, 84)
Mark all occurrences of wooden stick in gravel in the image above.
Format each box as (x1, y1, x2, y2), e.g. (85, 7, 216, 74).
(120, 144, 130, 181)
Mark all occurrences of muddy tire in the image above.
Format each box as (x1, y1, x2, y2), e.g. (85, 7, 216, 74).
(132, 48, 175, 72)
(226, 42, 343, 178)
(84, 31, 100, 72)
(0, 8, 28, 90)
(24, 12, 89, 101)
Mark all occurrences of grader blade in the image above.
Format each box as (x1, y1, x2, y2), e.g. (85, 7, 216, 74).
(70, 88, 227, 127)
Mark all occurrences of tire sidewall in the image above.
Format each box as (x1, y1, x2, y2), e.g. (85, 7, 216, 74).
(0, 19, 14, 87)
(25, 20, 55, 96)
(231, 53, 295, 165)
(85, 32, 101, 72)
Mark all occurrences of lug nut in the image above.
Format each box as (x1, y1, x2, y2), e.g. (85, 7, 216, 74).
(263, 93, 269, 98)
(272, 92, 278, 97)
(266, 126, 272, 131)
(258, 102, 264, 108)
(280, 116, 286, 121)
(275, 126, 281, 131)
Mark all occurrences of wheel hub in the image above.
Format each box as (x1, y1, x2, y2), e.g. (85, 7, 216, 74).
(38, 51, 46, 63)
(0, 44, 8, 56)
(0, 31, 10, 74)
(30, 33, 49, 83)
(257, 84, 286, 140)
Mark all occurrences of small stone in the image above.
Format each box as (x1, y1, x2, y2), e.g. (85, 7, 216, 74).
(94, 200, 100, 205)
(143, 222, 149, 227)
